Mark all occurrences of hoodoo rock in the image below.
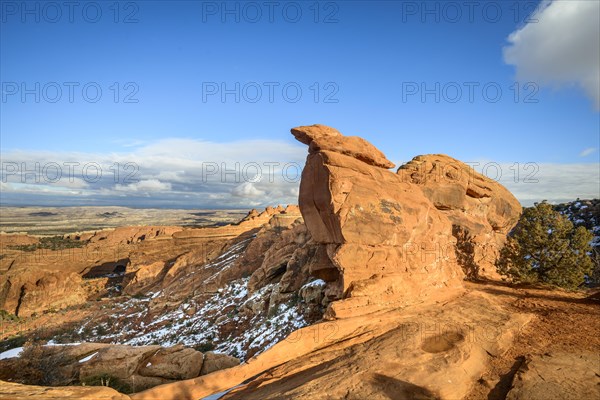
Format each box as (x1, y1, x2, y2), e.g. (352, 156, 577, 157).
(293, 124, 522, 318)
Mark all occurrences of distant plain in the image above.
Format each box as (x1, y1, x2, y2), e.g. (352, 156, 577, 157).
(0, 207, 248, 235)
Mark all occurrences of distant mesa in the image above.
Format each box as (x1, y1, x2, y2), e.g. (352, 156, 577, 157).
(97, 211, 123, 218)
(28, 211, 58, 217)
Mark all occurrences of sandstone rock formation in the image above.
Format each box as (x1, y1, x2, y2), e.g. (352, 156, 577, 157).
(0, 207, 304, 317)
(0, 343, 238, 392)
(0, 380, 131, 400)
(200, 352, 240, 375)
(398, 154, 522, 279)
(292, 124, 521, 318)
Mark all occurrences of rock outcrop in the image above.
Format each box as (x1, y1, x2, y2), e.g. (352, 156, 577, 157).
(0, 380, 131, 400)
(0, 343, 238, 392)
(292, 124, 522, 318)
(200, 352, 240, 375)
(131, 289, 533, 400)
(398, 154, 522, 279)
(0, 207, 304, 316)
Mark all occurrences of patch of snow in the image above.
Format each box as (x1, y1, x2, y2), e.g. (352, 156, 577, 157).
(0, 347, 23, 360)
(301, 279, 326, 289)
(78, 352, 98, 363)
(46, 341, 81, 346)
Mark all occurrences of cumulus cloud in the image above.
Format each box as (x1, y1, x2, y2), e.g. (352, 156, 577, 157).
(231, 182, 266, 198)
(503, 0, 600, 109)
(115, 179, 172, 193)
(498, 162, 600, 205)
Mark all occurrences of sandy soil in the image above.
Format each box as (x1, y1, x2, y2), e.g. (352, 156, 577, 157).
(465, 281, 600, 400)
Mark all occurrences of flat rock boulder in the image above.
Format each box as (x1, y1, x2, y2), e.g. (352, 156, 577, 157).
(79, 345, 162, 381)
(293, 124, 522, 318)
(138, 345, 203, 380)
(200, 351, 240, 375)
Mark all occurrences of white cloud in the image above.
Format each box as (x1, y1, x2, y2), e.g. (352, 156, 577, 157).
(231, 182, 266, 198)
(579, 147, 597, 157)
(503, 0, 600, 109)
(115, 179, 172, 193)
(1, 141, 598, 208)
(498, 162, 599, 205)
(0, 138, 306, 208)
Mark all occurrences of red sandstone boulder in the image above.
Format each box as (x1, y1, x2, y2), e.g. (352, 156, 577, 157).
(292, 124, 522, 318)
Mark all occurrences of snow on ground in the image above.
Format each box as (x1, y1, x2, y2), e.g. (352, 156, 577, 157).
(78, 352, 98, 363)
(49, 237, 310, 360)
(120, 277, 308, 359)
(302, 279, 326, 289)
(0, 347, 23, 360)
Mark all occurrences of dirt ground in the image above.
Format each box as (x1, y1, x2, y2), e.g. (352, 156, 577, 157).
(464, 280, 600, 400)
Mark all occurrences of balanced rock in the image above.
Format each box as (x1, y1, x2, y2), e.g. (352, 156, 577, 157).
(293, 124, 522, 318)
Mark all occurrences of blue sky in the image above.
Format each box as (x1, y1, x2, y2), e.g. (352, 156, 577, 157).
(1, 0, 599, 208)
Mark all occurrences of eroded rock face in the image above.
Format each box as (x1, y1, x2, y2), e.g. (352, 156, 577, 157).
(1, 271, 87, 317)
(293, 124, 522, 318)
(398, 154, 522, 279)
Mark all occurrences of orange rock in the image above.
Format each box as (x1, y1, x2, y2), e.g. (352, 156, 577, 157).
(292, 124, 522, 318)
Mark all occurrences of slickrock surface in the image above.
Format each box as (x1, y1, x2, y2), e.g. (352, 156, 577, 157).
(506, 352, 600, 400)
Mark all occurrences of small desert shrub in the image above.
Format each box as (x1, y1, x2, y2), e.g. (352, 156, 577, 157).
(0, 310, 19, 322)
(8, 236, 88, 252)
(194, 341, 215, 352)
(497, 201, 594, 289)
(82, 373, 133, 394)
(14, 341, 74, 385)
